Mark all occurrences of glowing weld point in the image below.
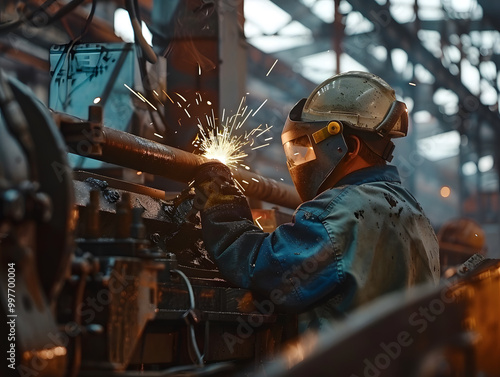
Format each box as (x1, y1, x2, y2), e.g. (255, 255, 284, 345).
(251, 178, 259, 183)
(280, 178, 284, 181)
(154, 133, 163, 138)
(195, 95, 272, 171)
(255, 216, 264, 230)
(266, 59, 278, 76)
(93, 97, 101, 104)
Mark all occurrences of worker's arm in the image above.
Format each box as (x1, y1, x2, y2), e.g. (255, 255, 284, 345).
(194, 162, 343, 312)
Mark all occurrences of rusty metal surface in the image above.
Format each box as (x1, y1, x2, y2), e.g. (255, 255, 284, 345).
(254, 258, 500, 377)
(100, 126, 301, 209)
(1, 73, 70, 376)
(57, 114, 301, 209)
(73, 178, 220, 274)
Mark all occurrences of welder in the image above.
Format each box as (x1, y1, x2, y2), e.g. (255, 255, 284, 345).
(192, 71, 440, 329)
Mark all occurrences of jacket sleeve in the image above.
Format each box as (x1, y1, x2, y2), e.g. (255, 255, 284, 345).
(200, 200, 344, 312)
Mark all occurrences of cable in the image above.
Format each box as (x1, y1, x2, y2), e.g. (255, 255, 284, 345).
(51, 0, 97, 110)
(170, 269, 204, 367)
(122, 0, 169, 138)
(124, 0, 157, 64)
(78, 0, 97, 39)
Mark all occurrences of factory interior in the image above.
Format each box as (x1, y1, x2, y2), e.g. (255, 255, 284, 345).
(1, 0, 500, 376)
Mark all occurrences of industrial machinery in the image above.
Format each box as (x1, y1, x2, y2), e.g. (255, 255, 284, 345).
(1, 1, 499, 376)
(2, 65, 500, 377)
(0, 71, 300, 377)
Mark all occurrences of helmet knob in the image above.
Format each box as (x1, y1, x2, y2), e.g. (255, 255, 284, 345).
(312, 121, 342, 144)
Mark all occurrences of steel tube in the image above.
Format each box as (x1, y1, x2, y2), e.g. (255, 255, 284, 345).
(65, 124, 301, 209)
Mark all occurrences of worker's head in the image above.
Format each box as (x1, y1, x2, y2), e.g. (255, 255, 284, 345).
(281, 71, 408, 201)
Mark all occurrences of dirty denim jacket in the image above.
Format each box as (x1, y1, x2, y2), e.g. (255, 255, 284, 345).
(200, 165, 440, 323)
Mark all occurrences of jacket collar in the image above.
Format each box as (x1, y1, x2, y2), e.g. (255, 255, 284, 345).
(334, 165, 401, 187)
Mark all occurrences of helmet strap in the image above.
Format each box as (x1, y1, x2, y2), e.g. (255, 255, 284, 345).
(364, 137, 395, 162)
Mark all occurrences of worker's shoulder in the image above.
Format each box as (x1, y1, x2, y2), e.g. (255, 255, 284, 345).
(297, 183, 370, 219)
(299, 179, 420, 219)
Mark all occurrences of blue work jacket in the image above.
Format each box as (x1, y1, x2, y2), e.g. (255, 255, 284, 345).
(200, 165, 440, 322)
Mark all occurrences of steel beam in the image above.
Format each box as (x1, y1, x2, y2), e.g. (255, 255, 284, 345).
(348, 0, 500, 132)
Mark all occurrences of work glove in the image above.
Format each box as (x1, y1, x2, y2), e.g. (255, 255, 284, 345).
(192, 161, 247, 212)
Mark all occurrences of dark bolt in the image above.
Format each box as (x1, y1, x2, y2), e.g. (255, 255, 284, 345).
(151, 233, 161, 244)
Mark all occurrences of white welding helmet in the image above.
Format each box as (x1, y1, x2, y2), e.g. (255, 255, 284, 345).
(282, 71, 408, 202)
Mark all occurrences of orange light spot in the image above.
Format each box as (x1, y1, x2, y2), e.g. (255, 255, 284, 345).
(440, 186, 451, 198)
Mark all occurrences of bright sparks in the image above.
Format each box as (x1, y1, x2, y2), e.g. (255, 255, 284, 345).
(194, 96, 272, 170)
(160, 90, 273, 172)
(266, 59, 278, 76)
(197, 123, 249, 167)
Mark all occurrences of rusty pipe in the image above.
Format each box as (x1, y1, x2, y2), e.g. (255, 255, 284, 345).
(58, 114, 301, 209)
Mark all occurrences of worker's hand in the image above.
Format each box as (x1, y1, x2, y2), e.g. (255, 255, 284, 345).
(192, 161, 246, 211)
(193, 160, 233, 186)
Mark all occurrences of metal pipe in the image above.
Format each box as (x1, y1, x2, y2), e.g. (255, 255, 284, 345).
(61, 120, 301, 209)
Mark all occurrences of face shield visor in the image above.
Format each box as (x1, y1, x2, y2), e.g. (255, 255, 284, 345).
(282, 99, 348, 202)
